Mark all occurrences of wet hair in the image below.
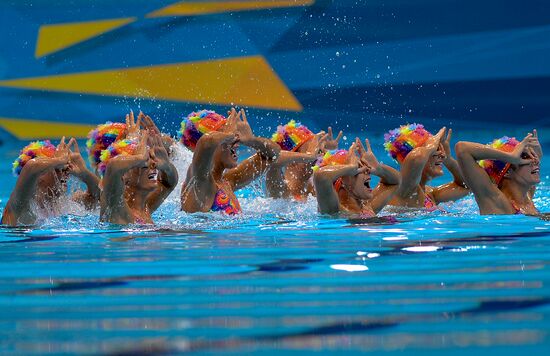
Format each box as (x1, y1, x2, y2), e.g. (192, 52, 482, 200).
(12, 140, 56, 176)
(179, 110, 226, 150)
(384, 123, 432, 163)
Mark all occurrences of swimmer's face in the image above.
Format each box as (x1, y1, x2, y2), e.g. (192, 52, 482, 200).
(215, 141, 239, 169)
(423, 144, 445, 179)
(344, 170, 373, 200)
(508, 152, 541, 186)
(125, 155, 158, 192)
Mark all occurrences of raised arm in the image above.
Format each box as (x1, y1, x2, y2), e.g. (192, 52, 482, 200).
(100, 132, 149, 220)
(396, 127, 445, 198)
(265, 151, 317, 198)
(66, 138, 100, 209)
(313, 162, 367, 215)
(356, 138, 401, 213)
(455, 134, 532, 211)
(430, 128, 470, 203)
(146, 134, 178, 212)
(2, 147, 69, 225)
(528, 129, 542, 198)
(224, 109, 281, 190)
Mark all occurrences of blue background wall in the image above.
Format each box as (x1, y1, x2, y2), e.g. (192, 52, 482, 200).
(0, 0, 549, 143)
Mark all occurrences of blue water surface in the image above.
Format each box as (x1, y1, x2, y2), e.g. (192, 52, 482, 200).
(0, 133, 549, 355)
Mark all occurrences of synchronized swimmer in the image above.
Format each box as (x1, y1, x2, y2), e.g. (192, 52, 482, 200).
(1, 108, 543, 226)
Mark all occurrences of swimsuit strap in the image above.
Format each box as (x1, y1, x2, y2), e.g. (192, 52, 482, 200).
(510, 200, 522, 215)
(211, 184, 242, 215)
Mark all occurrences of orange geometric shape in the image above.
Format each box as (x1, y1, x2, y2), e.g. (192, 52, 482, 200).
(35, 18, 136, 58)
(147, 0, 314, 18)
(0, 117, 94, 140)
(0, 56, 302, 111)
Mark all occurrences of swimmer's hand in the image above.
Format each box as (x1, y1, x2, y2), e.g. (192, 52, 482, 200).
(324, 126, 343, 150)
(139, 112, 161, 135)
(126, 110, 141, 139)
(527, 129, 543, 159)
(355, 137, 379, 173)
(349, 142, 372, 174)
(66, 138, 88, 178)
(509, 133, 535, 165)
(221, 107, 240, 133)
(425, 127, 446, 151)
(51, 136, 70, 168)
(236, 109, 255, 142)
(441, 128, 454, 163)
(150, 132, 170, 169)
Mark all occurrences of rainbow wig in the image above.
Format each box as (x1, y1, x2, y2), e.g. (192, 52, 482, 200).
(179, 110, 227, 150)
(86, 122, 127, 169)
(271, 120, 315, 151)
(312, 149, 349, 171)
(98, 139, 138, 177)
(479, 136, 519, 185)
(384, 123, 432, 163)
(12, 140, 56, 176)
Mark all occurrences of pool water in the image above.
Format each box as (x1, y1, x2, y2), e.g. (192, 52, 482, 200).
(0, 135, 549, 355)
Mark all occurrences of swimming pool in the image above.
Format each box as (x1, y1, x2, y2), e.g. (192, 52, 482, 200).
(0, 134, 549, 355)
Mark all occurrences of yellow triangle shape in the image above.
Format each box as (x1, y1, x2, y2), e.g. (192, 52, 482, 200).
(0, 117, 94, 140)
(147, 0, 314, 18)
(0, 56, 302, 111)
(35, 18, 136, 58)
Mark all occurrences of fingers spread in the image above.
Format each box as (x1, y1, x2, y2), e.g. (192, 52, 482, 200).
(364, 138, 371, 152)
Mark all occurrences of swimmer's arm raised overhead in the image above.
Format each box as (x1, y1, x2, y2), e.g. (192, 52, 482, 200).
(313, 163, 364, 214)
(100, 132, 149, 220)
(2, 147, 69, 225)
(265, 150, 317, 198)
(146, 133, 178, 212)
(181, 129, 237, 212)
(66, 138, 100, 209)
(431, 128, 470, 203)
(528, 129, 542, 199)
(396, 127, 446, 198)
(355, 138, 400, 213)
(224, 109, 281, 190)
(455, 134, 533, 211)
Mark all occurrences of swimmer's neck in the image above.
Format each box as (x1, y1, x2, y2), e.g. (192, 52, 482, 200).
(338, 187, 365, 213)
(124, 187, 150, 212)
(420, 173, 432, 189)
(500, 180, 533, 205)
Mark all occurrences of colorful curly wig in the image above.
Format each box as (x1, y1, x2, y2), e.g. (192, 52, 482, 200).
(86, 122, 127, 169)
(479, 136, 519, 185)
(271, 120, 315, 151)
(98, 139, 139, 178)
(12, 140, 56, 176)
(384, 123, 432, 163)
(179, 110, 227, 150)
(312, 149, 349, 171)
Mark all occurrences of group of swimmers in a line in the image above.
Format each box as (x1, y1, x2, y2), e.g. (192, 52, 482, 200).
(1, 108, 543, 226)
